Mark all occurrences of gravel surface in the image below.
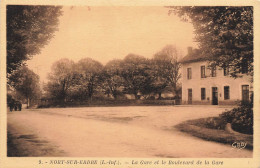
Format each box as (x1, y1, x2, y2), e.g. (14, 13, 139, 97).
(7, 106, 252, 157)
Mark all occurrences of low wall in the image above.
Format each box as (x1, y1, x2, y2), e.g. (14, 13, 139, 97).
(182, 100, 238, 105)
(38, 99, 177, 108)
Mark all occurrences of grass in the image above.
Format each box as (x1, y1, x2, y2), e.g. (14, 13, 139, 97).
(175, 117, 253, 150)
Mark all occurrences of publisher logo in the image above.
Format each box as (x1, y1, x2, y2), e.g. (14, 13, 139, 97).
(232, 142, 247, 149)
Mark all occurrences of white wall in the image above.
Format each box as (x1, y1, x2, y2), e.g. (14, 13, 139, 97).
(181, 61, 253, 105)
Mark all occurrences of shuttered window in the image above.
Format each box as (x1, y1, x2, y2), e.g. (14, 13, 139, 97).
(224, 67, 229, 76)
(201, 88, 206, 100)
(201, 66, 206, 78)
(211, 66, 216, 77)
(224, 86, 230, 100)
(242, 85, 249, 102)
(187, 68, 192, 79)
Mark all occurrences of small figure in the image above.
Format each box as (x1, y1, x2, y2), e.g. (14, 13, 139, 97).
(9, 99, 15, 112)
(15, 101, 22, 111)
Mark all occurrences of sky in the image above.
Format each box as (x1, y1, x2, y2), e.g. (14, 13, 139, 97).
(26, 6, 197, 82)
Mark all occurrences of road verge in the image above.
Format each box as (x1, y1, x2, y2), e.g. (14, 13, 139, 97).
(174, 117, 253, 150)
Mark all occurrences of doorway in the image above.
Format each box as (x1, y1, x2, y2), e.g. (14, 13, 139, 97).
(188, 89, 192, 104)
(212, 87, 218, 105)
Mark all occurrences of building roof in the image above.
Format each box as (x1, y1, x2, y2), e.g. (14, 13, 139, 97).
(180, 49, 209, 64)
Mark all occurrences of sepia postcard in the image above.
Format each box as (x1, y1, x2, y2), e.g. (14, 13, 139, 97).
(0, 0, 259, 168)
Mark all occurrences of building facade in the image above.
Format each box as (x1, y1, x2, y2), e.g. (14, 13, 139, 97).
(180, 49, 253, 105)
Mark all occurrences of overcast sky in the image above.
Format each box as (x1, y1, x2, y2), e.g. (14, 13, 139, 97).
(26, 6, 197, 82)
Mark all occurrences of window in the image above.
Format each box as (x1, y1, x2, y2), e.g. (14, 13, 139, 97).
(241, 60, 248, 74)
(187, 68, 192, 79)
(223, 67, 229, 76)
(201, 66, 206, 78)
(242, 85, 249, 102)
(242, 67, 248, 74)
(241, 65, 248, 74)
(201, 88, 206, 100)
(211, 66, 216, 77)
(224, 86, 230, 100)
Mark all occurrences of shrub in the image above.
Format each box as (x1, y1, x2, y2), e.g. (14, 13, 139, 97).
(183, 117, 226, 130)
(219, 102, 253, 134)
(203, 117, 227, 130)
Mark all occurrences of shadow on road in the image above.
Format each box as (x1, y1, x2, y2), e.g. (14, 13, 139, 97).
(7, 131, 66, 157)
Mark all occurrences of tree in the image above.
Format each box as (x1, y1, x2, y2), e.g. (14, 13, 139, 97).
(152, 45, 182, 98)
(46, 59, 75, 103)
(9, 66, 41, 108)
(75, 58, 103, 100)
(150, 60, 168, 99)
(101, 59, 124, 99)
(7, 5, 62, 76)
(171, 7, 253, 132)
(170, 7, 253, 77)
(121, 54, 153, 99)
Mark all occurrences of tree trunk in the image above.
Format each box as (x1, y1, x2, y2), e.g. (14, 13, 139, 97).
(89, 93, 93, 101)
(27, 97, 30, 108)
(158, 92, 162, 100)
(113, 94, 117, 100)
(134, 93, 140, 100)
(88, 85, 93, 101)
(112, 90, 118, 100)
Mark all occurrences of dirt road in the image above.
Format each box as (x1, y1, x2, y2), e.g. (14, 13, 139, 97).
(7, 106, 252, 157)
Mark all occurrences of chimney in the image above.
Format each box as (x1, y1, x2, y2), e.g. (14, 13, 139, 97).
(187, 47, 192, 55)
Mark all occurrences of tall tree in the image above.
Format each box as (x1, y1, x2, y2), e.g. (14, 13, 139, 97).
(101, 59, 124, 99)
(153, 45, 182, 98)
(75, 58, 103, 100)
(170, 6, 253, 77)
(9, 66, 41, 107)
(7, 5, 62, 76)
(121, 54, 153, 99)
(46, 59, 75, 103)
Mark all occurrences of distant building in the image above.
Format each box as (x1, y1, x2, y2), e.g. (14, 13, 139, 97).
(180, 47, 253, 105)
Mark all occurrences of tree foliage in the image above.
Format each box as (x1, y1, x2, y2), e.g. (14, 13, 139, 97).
(101, 59, 124, 99)
(7, 5, 62, 75)
(75, 58, 103, 100)
(9, 66, 41, 105)
(121, 54, 153, 99)
(46, 59, 75, 103)
(152, 45, 182, 98)
(43, 48, 183, 104)
(171, 6, 253, 77)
